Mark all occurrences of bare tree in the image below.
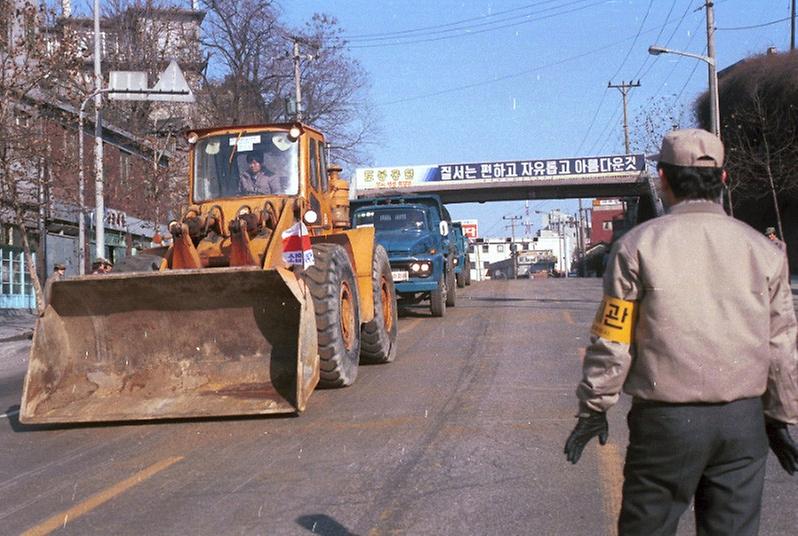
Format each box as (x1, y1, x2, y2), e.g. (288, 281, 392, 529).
(696, 51, 798, 243)
(198, 1, 380, 170)
(0, 1, 82, 313)
(631, 95, 693, 163)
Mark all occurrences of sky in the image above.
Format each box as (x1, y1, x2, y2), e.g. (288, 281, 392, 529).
(282, 0, 795, 238)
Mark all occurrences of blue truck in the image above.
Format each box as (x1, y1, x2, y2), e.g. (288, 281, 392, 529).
(451, 222, 472, 288)
(351, 194, 456, 317)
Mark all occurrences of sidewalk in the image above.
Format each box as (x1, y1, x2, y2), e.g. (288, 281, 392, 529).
(0, 310, 36, 343)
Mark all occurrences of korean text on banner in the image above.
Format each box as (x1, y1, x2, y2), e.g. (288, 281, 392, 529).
(281, 221, 315, 268)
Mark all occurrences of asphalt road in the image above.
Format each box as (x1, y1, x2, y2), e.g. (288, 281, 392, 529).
(0, 279, 796, 535)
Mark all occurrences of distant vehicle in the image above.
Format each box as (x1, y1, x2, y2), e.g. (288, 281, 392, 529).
(451, 222, 472, 288)
(352, 194, 456, 317)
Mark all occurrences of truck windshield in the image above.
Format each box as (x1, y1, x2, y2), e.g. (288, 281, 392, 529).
(354, 208, 428, 232)
(193, 130, 300, 201)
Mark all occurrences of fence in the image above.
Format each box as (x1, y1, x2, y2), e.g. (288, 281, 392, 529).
(0, 246, 37, 310)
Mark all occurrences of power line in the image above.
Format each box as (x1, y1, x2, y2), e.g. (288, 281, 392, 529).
(347, 1, 605, 49)
(610, 0, 655, 82)
(344, 0, 566, 41)
(579, 0, 660, 153)
(376, 12, 693, 108)
(716, 16, 792, 31)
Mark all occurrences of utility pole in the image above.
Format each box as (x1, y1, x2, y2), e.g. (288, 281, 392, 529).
(577, 199, 585, 277)
(792, 0, 796, 51)
(608, 80, 640, 154)
(706, 1, 720, 138)
(290, 37, 317, 123)
(292, 40, 303, 122)
(503, 215, 522, 279)
(93, 0, 104, 264)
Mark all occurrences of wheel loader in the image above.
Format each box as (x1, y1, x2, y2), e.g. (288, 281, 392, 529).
(20, 123, 398, 424)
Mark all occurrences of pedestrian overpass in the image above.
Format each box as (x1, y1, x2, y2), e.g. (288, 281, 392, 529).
(354, 153, 662, 223)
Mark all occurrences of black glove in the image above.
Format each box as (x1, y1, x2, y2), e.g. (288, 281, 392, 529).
(564, 410, 609, 464)
(765, 418, 798, 475)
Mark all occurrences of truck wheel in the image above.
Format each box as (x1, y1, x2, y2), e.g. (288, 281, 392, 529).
(465, 261, 472, 285)
(430, 277, 446, 317)
(456, 269, 466, 288)
(445, 268, 456, 307)
(360, 245, 398, 364)
(304, 243, 361, 388)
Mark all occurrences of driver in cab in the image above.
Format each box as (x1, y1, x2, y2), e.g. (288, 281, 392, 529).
(239, 152, 281, 195)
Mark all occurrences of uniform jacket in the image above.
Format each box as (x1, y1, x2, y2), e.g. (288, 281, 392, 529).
(578, 200, 798, 424)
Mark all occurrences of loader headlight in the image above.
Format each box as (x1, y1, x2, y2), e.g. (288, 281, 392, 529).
(187, 132, 199, 144)
(288, 126, 301, 140)
(304, 210, 318, 224)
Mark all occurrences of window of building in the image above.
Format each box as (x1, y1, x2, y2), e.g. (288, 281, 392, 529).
(119, 151, 131, 188)
(497, 245, 504, 252)
(483, 261, 490, 269)
(481, 244, 489, 253)
(602, 221, 613, 230)
(468, 245, 474, 253)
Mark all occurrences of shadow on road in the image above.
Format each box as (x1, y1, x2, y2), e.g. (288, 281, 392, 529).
(4, 404, 299, 433)
(296, 514, 359, 535)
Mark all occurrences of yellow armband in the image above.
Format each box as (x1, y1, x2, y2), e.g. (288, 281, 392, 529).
(591, 295, 636, 344)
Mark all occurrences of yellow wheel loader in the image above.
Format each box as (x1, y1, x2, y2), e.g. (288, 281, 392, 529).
(20, 123, 398, 424)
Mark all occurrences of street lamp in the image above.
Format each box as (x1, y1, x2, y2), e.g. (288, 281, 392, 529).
(648, 45, 720, 137)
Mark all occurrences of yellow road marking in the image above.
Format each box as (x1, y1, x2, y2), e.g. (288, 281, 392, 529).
(398, 317, 422, 334)
(597, 443, 624, 536)
(562, 310, 575, 324)
(22, 456, 184, 536)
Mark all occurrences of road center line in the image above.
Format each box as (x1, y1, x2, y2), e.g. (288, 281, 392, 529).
(597, 443, 624, 536)
(398, 317, 422, 334)
(21, 456, 184, 536)
(0, 409, 20, 420)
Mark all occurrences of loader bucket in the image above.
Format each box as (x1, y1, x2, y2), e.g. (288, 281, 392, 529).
(20, 267, 319, 424)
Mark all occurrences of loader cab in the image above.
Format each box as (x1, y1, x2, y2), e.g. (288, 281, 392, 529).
(189, 124, 333, 232)
(301, 129, 333, 231)
(190, 127, 301, 201)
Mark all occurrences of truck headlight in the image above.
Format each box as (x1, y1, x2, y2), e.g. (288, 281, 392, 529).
(410, 262, 430, 273)
(453, 258, 459, 265)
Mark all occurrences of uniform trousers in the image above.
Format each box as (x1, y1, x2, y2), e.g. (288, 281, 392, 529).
(618, 397, 768, 536)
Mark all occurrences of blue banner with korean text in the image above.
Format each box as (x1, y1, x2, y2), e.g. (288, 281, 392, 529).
(355, 154, 645, 192)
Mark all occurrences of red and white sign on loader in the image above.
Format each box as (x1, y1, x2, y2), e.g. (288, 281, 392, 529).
(281, 221, 315, 268)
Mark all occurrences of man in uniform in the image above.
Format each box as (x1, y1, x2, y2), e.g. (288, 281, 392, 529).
(44, 263, 66, 305)
(564, 129, 798, 534)
(765, 226, 786, 252)
(91, 257, 113, 274)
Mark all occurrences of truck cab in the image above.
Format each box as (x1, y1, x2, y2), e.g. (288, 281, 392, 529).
(351, 194, 456, 317)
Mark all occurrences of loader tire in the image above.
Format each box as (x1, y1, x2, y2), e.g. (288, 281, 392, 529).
(445, 267, 456, 307)
(360, 244, 398, 364)
(430, 277, 446, 317)
(465, 261, 472, 285)
(304, 243, 361, 388)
